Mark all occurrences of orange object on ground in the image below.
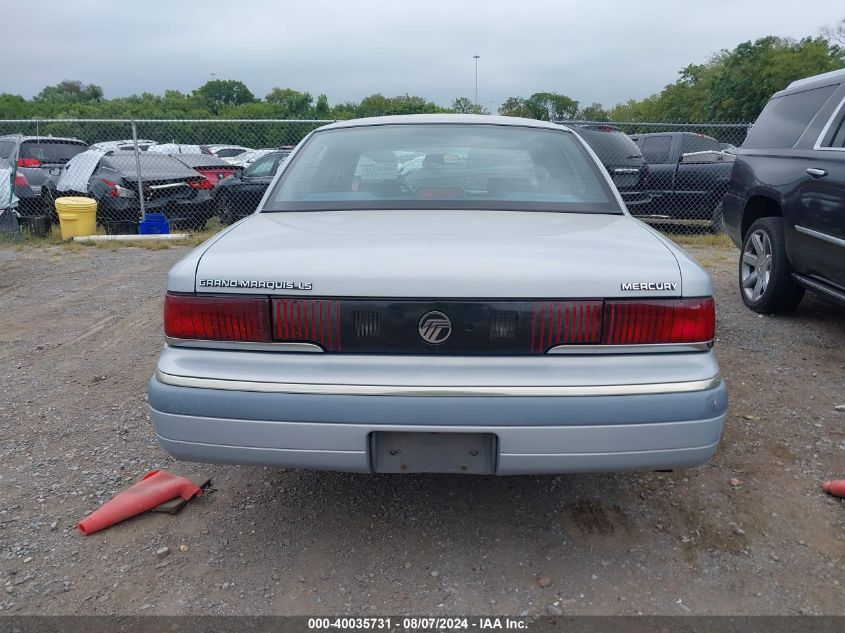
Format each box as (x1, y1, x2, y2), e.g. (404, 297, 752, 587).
(822, 480, 845, 498)
(78, 469, 203, 535)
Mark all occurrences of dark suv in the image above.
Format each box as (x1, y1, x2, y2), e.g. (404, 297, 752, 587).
(0, 135, 88, 215)
(724, 69, 845, 313)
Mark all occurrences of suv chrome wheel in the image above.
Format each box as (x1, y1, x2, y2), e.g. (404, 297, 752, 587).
(741, 228, 772, 302)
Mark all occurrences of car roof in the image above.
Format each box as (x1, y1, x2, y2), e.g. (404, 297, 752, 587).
(319, 114, 573, 132)
(0, 135, 86, 144)
(781, 68, 845, 95)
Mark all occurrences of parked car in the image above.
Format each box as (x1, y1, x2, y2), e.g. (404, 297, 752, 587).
(568, 124, 651, 208)
(149, 115, 726, 475)
(226, 148, 278, 167)
(89, 139, 158, 152)
(147, 143, 211, 155)
(48, 150, 215, 229)
(724, 69, 845, 312)
(213, 150, 288, 224)
(629, 132, 734, 230)
(170, 153, 238, 188)
(0, 135, 88, 215)
(206, 144, 250, 160)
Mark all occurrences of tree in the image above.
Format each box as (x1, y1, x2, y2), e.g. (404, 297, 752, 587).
(265, 87, 313, 118)
(498, 97, 534, 118)
(608, 36, 845, 122)
(526, 92, 579, 121)
(498, 93, 579, 120)
(451, 97, 489, 114)
(576, 102, 609, 121)
(35, 81, 103, 105)
(193, 80, 255, 113)
(313, 94, 330, 119)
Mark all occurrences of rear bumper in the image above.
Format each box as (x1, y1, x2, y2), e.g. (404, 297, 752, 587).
(148, 355, 728, 474)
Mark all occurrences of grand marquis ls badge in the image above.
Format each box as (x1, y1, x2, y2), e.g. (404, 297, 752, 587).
(418, 311, 452, 344)
(198, 279, 313, 290)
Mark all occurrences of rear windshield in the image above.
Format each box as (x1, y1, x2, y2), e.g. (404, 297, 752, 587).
(572, 127, 642, 165)
(20, 140, 87, 163)
(744, 85, 837, 149)
(264, 124, 621, 214)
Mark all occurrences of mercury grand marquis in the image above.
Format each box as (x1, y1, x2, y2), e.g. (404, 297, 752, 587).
(148, 115, 728, 475)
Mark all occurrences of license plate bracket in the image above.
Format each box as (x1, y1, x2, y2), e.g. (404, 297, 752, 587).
(371, 432, 497, 474)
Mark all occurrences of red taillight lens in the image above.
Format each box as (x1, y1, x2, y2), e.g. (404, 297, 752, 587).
(188, 178, 214, 189)
(17, 158, 41, 168)
(103, 178, 120, 197)
(602, 298, 715, 345)
(272, 299, 342, 351)
(530, 301, 603, 352)
(14, 173, 28, 187)
(164, 293, 271, 342)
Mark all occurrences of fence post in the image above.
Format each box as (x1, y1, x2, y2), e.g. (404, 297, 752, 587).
(131, 120, 146, 222)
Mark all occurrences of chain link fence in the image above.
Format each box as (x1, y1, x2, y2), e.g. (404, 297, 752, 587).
(553, 120, 752, 234)
(1, 118, 751, 237)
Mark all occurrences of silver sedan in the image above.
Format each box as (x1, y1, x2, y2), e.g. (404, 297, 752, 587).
(149, 115, 727, 475)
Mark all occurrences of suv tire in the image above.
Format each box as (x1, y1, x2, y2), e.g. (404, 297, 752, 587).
(739, 217, 804, 314)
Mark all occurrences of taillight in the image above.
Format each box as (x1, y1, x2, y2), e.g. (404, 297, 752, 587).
(17, 158, 41, 168)
(602, 298, 715, 345)
(14, 172, 28, 187)
(164, 293, 271, 342)
(530, 301, 603, 352)
(103, 179, 135, 199)
(188, 178, 214, 189)
(272, 299, 342, 351)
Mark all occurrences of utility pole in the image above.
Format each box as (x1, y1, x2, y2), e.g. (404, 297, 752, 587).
(473, 55, 480, 107)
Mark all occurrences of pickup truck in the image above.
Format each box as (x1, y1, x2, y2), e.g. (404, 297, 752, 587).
(629, 132, 735, 230)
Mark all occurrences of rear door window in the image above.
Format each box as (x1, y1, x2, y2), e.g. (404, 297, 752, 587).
(744, 85, 837, 149)
(639, 136, 672, 163)
(0, 140, 15, 159)
(681, 134, 721, 154)
(19, 140, 87, 164)
(245, 153, 278, 178)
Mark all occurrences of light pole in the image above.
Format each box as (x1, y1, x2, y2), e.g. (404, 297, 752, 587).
(473, 55, 480, 107)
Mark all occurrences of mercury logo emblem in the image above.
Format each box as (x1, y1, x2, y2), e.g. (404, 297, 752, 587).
(418, 311, 452, 344)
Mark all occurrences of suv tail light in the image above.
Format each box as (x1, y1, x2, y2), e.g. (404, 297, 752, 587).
(14, 172, 29, 187)
(188, 178, 214, 189)
(602, 298, 715, 345)
(164, 293, 271, 342)
(16, 158, 41, 168)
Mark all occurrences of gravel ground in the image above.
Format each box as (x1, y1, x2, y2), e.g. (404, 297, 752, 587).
(0, 242, 843, 616)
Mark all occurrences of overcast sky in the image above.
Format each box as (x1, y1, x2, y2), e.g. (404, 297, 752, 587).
(2, 0, 843, 109)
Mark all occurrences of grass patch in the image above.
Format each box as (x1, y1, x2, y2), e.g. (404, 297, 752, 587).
(10, 219, 224, 252)
(665, 232, 733, 249)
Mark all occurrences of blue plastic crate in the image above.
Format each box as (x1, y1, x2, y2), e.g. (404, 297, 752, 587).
(139, 213, 170, 235)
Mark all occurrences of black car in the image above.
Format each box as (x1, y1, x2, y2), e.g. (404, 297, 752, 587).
(0, 135, 88, 215)
(568, 125, 651, 208)
(723, 69, 845, 312)
(46, 151, 215, 230)
(213, 150, 289, 224)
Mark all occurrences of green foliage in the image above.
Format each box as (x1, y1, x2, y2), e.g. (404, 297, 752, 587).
(193, 80, 255, 114)
(451, 97, 489, 114)
(609, 36, 845, 122)
(498, 92, 579, 120)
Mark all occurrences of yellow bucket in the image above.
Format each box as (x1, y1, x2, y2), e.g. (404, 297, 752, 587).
(55, 197, 97, 240)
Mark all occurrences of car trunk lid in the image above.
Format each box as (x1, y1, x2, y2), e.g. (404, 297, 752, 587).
(195, 210, 681, 299)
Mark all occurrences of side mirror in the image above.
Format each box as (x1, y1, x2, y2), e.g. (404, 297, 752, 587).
(234, 167, 245, 179)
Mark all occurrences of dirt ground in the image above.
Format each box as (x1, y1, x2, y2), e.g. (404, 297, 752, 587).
(0, 241, 843, 616)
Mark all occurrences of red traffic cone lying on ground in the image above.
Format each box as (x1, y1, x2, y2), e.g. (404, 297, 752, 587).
(78, 469, 204, 535)
(822, 480, 845, 499)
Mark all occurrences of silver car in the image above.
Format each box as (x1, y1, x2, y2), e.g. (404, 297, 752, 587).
(149, 115, 727, 475)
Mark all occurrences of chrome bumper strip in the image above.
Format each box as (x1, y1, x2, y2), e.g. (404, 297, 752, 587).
(154, 369, 722, 398)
